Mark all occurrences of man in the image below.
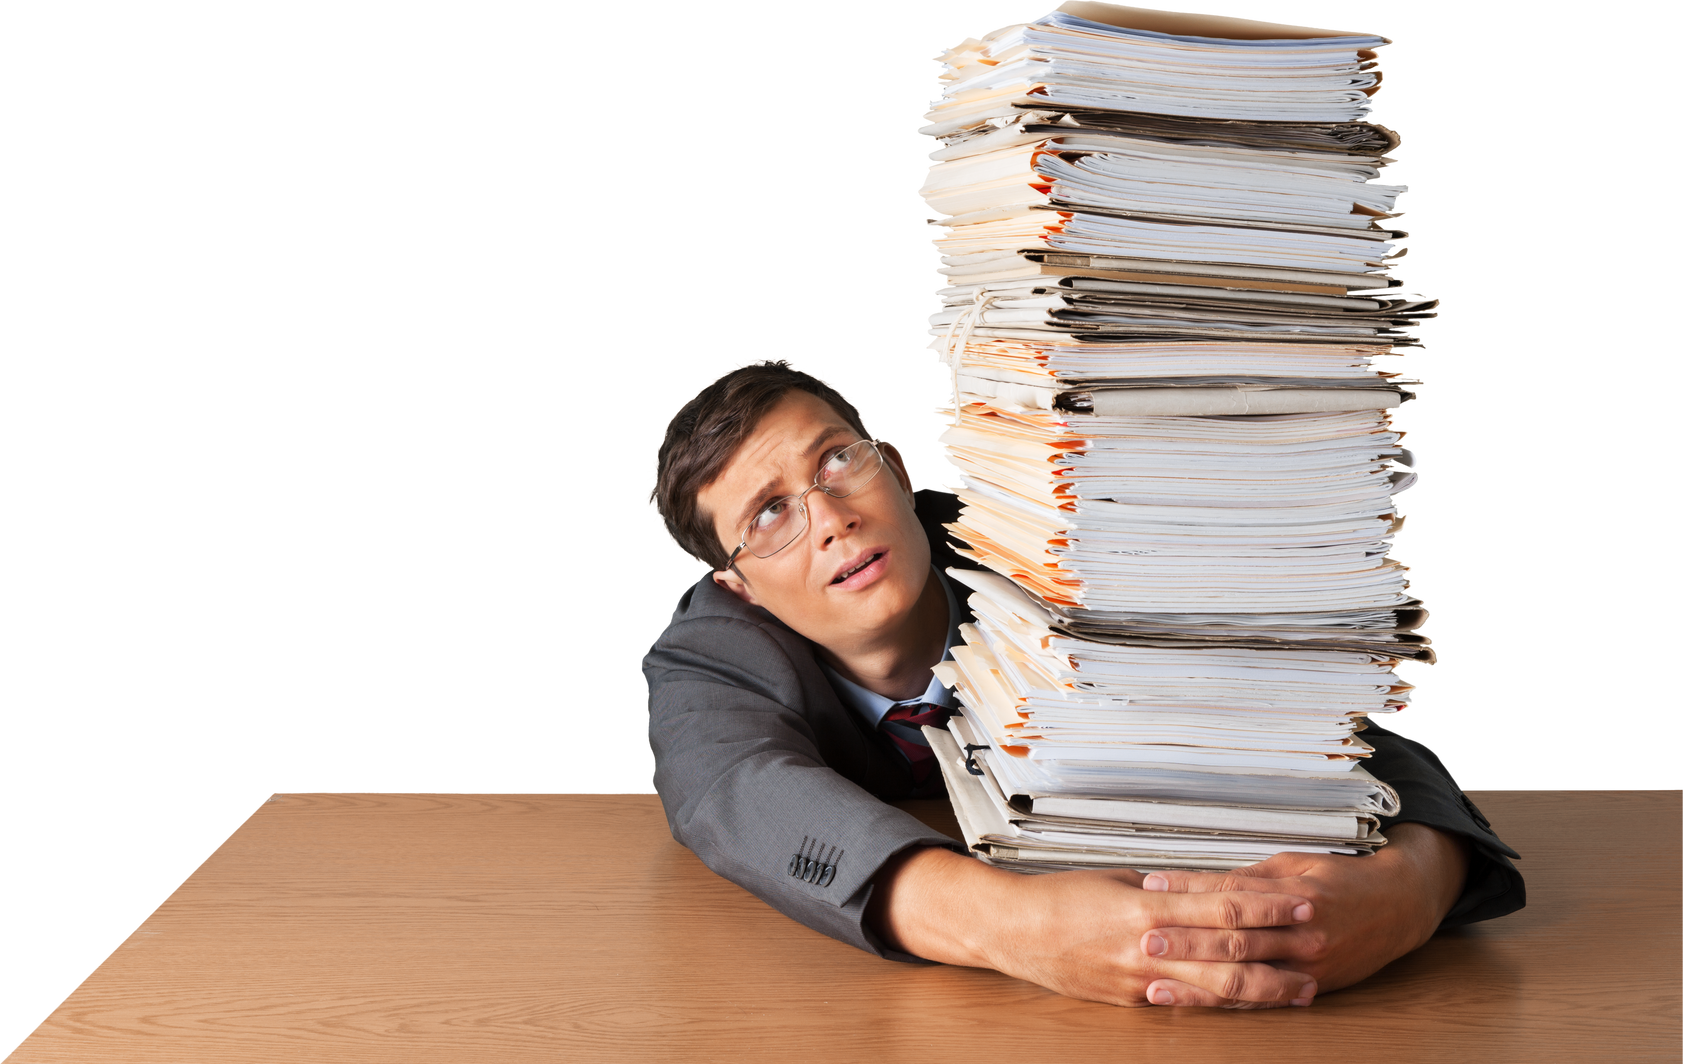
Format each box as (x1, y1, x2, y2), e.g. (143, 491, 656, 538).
(644, 361, 1523, 1008)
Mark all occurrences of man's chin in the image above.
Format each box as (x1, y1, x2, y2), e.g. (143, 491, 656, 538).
(781, 577, 902, 630)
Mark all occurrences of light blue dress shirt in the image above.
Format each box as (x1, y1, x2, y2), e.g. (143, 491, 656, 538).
(819, 567, 963, 730)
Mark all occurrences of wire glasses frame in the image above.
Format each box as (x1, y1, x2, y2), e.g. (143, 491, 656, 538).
(725, 439, 887, 569)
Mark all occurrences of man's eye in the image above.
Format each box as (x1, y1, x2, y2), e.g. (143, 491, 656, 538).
(821, 447, 855, 481)
(753, 500, 790, 530)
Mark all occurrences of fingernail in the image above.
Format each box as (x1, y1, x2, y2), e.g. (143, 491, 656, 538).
(1292, 903, 1312, 921)
(1290, 997, 1313, 1007)
(1150, 987, 1174, 1005)
(1290, 980, 1317, 1006)
(1146, 934, 1167, 957)
(1144, 874, 1168, 891)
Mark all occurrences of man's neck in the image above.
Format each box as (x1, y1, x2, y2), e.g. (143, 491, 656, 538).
(816, 567, 950, 702)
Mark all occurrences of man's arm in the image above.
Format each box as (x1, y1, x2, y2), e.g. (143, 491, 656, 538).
(1361, 723, 1525, 927)
(645, 608, 958, 959)
(866, 846, 1320, 1008)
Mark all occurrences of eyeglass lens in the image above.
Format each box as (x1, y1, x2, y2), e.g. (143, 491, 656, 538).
(742, 440, 884, 559)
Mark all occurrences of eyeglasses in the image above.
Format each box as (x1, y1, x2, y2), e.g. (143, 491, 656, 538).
(726, 439, 886, 569)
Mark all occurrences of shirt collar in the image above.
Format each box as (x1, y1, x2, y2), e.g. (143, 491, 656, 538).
(821, 567, 963, 730)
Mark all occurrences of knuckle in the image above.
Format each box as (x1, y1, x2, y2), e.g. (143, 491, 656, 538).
(1221, 933, 1249, 962)
(1217, 896, 1246, 928)
(1216, 969, 1247, 1000)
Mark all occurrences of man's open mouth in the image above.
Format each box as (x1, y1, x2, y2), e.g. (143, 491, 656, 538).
(832, 552, 884, 584)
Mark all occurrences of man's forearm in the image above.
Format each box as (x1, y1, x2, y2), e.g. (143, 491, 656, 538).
(866, 845, 1003, 964)
(1382, 822, 1473, 939)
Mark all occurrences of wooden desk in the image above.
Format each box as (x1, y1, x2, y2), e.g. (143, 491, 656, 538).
(7, 792, 1678, 1064)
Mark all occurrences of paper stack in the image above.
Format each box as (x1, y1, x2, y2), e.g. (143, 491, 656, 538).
(920, 3, 1428, 871)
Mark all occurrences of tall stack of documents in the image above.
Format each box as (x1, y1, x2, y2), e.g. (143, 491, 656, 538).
(920, 3, 1429, 871)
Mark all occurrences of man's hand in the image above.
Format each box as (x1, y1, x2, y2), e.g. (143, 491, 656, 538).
(868, 846, 1320, 1008)
(1137, 823, 1472, 999)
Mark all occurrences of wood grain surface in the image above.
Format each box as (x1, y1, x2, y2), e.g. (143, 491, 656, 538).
(7, 791, 1679, 1064)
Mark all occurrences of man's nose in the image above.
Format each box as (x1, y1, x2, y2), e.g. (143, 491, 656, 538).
(807, 489, 861, 547)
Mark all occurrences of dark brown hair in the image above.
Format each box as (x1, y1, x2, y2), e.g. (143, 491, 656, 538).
(653, 361, 871, 570)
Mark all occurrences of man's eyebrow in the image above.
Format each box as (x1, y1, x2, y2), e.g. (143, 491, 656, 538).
(801, 425, 852, 458)
(734, 476, 784, 533)
(732, 426, 854, 532)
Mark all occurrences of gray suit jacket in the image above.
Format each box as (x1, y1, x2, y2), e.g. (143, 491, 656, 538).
(644, 490, 1524, 959)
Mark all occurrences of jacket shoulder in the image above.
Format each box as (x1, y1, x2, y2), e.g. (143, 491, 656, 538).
(664, 569, 770, 624)
(644, 573, 816, 696)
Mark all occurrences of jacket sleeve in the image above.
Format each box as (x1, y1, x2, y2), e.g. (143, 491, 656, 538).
(1362, 722, 1526, 928)
(644, 611, 962, 960)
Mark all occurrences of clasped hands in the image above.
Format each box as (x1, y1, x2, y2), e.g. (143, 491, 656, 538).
(871, 822, 1469, 1009)
(1134, 823, 1469, 1007)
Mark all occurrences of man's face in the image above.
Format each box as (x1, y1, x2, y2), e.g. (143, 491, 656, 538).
(698, 390, 932, 651)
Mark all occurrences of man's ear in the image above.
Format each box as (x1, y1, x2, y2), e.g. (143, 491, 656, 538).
(879, 441, 916, 499)
(712, 567, 760, 606)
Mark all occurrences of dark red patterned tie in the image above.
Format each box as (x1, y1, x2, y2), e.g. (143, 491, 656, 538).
(879, 702, 953, 785)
